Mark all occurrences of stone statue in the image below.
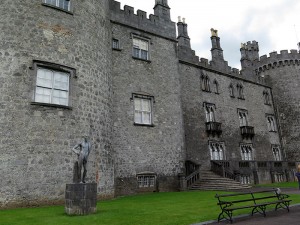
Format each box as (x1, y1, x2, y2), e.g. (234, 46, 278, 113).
(72, 136, 91, 183)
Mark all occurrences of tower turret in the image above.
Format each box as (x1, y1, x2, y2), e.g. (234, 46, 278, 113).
(177, 17, 190, 48)
(240, 41, 259, 71)
(210, 28, 224, 61)
(154, 0, 171, 20)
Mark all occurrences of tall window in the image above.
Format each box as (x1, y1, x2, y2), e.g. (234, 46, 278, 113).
(266, 115, 277, 132)
(209, 141, 225, 160)
(201, 74, 210, 92)
(237, 83, 245, 99)
(133, 95, 153, 125)
(238, 110, 248, 126)
(112, 39, 120, 49)
(213, 79, 219, 94)
(204, 103, 216, 122)
(263, 90, 271, 105)
(132, 37, 149, 60)
(241, 175, 251, 184)
(44, 0, 71, 11)
(272, 145, 282, 161)
(35, 68, 69, 106)
(240, 144, 253, 161)
(229, 83, 234, 97)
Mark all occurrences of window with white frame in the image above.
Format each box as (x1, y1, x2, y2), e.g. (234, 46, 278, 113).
(240, 175, 251, 184)
(266, 115, 277, 132)
(133, 94, 153, 125)
(238, 110, 248, 127)
(204, 103, 216, 122)
(272, 145, 282, 161)
(209, 141, 225, 160)
(44, 0, 71, 11)
(137, 175, 156, 188)
(240, 144, 253, 161)
(35, 67, 70, 106)
(132, 37, 149, 60)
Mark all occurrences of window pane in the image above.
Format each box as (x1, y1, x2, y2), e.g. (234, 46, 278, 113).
(37, 69, 53, 88)
(142, 99, 151, 111)
(133, 47, 140, 58)
(134, 112, 142, 123)
(140, 40, 148, 51)
(53, 72, 69, 90)
(134, 98, 142, 110)
(143, 112, 151, 124)
(141, 50, 148, 60)
(35, 87, 51, 103)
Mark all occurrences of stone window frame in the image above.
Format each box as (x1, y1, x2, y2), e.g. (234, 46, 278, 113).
(272, 144, 282, 161)
(30, 60, 76, 109)
(201, 72, 211, 92)
(42, 0, 73, 14)
(240, 174, 251, 184)
(229, 83, 235, 98)
(131, 34, 151, 62)
(263, 89, 271, 105)
(236, 83, 245, 100)
(131, 92, 155, 127)
(240, 143, 254, 161)
(203, 102, 216, 122)
(213, 79, 219, 94)
(136, 172, 157, 188)
(266, 114, 277, 132)
(208, 140, 226, 160)
(237, 108, 249, 127)
(112, 38, 121, 51)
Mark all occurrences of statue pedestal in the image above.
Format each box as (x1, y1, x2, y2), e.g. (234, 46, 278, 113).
(65, 183, 97, 215)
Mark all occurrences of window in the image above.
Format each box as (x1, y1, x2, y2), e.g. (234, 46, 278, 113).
(112, 39, 120, 50)
(137, 175, 156, 188)
(240, 175, 251, 184)
(238, 110, 248, 126)
(44, 0, 71, 11)
(266, 115, 277, 132)
(240, 144, 253, 161)
(35, 68, 69, 106)
(204, 103, 216, 122)
(229, 83, 234, 97)
(274, 173, 284, 183)
(132, 37, 149, 60)
(133, 94, 153, 125)
(209, 141, 225, 160)
(272, 145, 282, 161)
(236, 83, 245, 99)
(213, 79, 219, 94)
(201, 73, 210, 92)
(263, 89, 271, 105)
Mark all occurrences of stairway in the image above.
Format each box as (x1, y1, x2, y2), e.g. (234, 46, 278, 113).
(189, 170, 252, 190)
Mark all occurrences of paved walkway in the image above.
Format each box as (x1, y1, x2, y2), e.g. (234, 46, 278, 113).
(192, 187, 300, 225)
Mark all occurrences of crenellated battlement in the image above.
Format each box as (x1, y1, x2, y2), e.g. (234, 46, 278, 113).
(256, 49, 300, 74)
(110, 0, 176, 41)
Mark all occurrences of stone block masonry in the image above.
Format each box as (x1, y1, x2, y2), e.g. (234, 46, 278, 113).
(65, 183, 97, 215)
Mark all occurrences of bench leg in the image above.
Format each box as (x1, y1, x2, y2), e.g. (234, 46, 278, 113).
(275, 201, 290, 212)
(252, 205, 266, 217)
(218, 210, 233, 223)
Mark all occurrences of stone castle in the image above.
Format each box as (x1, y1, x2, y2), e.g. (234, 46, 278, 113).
(1, 0, 300, 207)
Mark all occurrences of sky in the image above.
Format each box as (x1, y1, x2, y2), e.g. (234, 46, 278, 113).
(116, 0, 300, 69)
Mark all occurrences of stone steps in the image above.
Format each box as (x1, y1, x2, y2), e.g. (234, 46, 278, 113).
(189, 170, 252, 191)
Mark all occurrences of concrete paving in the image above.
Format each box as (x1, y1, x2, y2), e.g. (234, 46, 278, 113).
(192, 187, 300, 225)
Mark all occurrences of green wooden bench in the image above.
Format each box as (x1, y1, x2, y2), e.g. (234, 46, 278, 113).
(215, 188, 291, 223)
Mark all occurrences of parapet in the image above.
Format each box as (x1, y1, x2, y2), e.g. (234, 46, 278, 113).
(257, 49, 300, 74)
(110, 0, 176, 41)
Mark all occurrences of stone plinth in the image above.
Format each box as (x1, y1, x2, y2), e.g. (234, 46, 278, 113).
(65, 183, 97, 215)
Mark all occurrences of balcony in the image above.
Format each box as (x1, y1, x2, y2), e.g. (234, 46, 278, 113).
(240, 126, 255, 139)
(205, 122, 222, 136)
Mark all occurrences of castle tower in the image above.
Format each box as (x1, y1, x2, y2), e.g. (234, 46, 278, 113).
(240, 41, 259, 74)
(154, 0, 171, 20)
(0, 0, 114, 207)
(177, 17, 191, 48)
(210, 28, 224, 61)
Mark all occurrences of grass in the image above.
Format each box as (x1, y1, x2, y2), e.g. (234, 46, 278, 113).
(1, 186, 300, 225)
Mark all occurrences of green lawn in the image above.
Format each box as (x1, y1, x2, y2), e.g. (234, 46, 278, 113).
(1, 188, 300, 225)
(255, 181, 299, 188)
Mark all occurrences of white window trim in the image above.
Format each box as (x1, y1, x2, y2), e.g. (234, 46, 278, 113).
(43, 0, 72, 13)
(132, 35, 150, 61)
(136, 173, 156, 188)
(132, 93, 154, 126)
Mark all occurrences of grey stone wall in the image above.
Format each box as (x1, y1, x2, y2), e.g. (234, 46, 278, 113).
(111, 21, 185, 195)
(0, 0, 114, 207)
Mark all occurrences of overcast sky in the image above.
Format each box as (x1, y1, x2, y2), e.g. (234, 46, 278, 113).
(117, 0, 300, 69)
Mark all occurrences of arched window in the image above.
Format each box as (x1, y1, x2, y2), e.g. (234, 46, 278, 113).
(263, 90, 271, 105)
(213, 79, 219, 94)
(241, 144, 253, 161)
(237, 83, 244, 99)
(229, 83, 234, 97)
(205, 104, 215, 122)
(201, 73, 210, 92)
(209, 142, 225, 160)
